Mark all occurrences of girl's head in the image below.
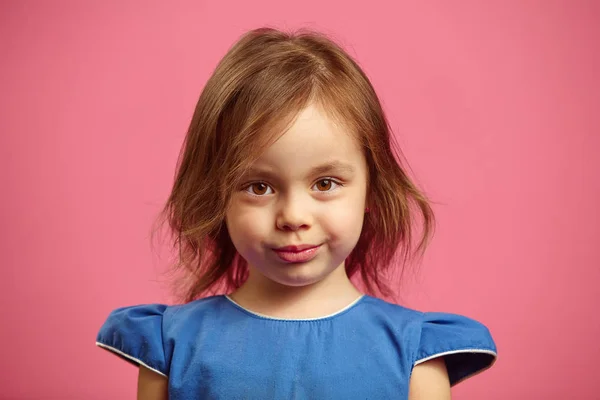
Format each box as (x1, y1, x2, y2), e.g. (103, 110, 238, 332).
(158, 27, 434, 303)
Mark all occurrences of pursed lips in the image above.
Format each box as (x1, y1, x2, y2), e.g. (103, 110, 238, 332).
(271, 244, 322, 263)
(273, 244, 320, 252)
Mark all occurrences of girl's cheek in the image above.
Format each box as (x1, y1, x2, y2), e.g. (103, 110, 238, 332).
(229, 203, 272, 242)
(320, 202, 365, 244)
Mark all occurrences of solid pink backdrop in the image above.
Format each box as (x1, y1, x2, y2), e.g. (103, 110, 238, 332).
(1, 1, 598, 399)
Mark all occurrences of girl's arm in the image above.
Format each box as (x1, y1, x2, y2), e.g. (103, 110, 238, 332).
(408, 357, 451, 400)
(137, 365, 168, 400)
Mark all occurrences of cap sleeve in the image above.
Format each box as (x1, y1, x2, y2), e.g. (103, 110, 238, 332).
(96, 304, 169, 377)
(415, 312, 497, 386)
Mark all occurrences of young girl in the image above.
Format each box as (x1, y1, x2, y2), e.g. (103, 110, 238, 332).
(96, 27, 497, 399)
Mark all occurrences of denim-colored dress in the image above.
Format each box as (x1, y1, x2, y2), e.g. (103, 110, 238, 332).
(96, 294, 497, 399)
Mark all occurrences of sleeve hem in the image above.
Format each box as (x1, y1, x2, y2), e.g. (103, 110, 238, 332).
(414, 348, 497, 365)
(95, 341, 168, 378)
(415, 348, 497, 386)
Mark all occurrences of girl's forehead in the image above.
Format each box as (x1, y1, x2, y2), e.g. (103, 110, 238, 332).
(262, 105, 360, 153)
(253, 104, 364, 169)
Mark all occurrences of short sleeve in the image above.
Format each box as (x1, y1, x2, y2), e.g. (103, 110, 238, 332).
(415, 312, 497, 386)
(96, 304, 169, 377)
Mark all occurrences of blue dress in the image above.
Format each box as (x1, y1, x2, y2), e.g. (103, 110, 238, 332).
(96, 294, 497, 399)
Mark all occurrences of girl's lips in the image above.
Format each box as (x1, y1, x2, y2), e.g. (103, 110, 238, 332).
(273, 245, 321, 263)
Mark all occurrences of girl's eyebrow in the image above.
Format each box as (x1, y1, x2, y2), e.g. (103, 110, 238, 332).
(309, 161, 355, 176)
(246, 161, 355, 179)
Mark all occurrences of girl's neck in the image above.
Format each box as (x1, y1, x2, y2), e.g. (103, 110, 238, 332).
(228, 263, 363, 319)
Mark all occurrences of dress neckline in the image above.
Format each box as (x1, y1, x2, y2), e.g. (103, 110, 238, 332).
(223, 293, 367, 321)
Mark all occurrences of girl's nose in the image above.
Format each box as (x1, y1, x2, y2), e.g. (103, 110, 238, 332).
(277, 219, 309, 231)
(275, 199, 312, 231)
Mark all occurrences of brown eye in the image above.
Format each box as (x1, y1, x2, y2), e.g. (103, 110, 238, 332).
(247, 182, 272, 196)
(315, 179, 332, 191)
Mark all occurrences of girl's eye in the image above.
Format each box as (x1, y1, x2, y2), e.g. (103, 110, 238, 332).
(312, 179, 340, 192)
(244, 179, 341, 196)
(245, 182, 273, 196)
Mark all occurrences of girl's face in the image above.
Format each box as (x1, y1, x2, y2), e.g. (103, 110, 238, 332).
(225, 103, 369, 291)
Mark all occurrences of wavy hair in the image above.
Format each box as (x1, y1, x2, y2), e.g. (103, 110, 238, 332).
(153, 27, 435, 304)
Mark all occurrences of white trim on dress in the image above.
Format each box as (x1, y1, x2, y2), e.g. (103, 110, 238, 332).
(414, 348, 498, 385)
(224, 294, 365, 321)
(96, 342, 168, 378)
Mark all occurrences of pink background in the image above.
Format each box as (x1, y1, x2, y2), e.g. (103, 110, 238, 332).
(1, 1, 599, 399)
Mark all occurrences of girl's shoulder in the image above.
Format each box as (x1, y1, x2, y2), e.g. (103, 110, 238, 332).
(363, 295, 497, 386)
(95, 295, 226, 377)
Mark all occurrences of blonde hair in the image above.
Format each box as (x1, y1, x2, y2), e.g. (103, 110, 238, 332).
(154, 27, 435, 304)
